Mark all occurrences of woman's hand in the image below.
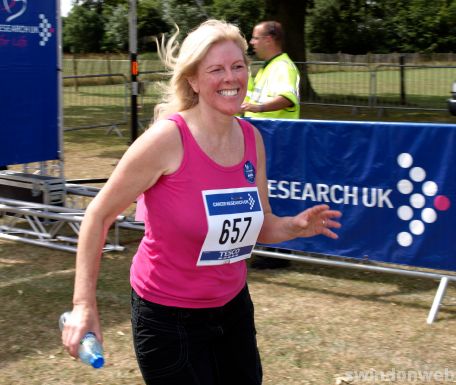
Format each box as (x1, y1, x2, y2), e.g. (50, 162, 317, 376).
(286, 204, 342, 239)
(62, 303, 102, 359)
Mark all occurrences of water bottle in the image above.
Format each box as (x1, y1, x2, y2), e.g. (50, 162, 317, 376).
(59, 311, 105, 369)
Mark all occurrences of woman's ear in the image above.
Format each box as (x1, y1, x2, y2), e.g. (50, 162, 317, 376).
(187, 76, 199, 94)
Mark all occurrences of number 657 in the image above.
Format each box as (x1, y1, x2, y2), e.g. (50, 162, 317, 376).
(219, 217, 252, 244)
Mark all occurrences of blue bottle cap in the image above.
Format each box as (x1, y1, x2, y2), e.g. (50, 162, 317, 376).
(90, 355, 105, 369)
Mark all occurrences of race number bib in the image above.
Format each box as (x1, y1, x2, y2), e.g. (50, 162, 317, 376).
(197, 187, 264, 266)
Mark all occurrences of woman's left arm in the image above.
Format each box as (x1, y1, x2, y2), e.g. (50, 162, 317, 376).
(253, 127, 342, 244)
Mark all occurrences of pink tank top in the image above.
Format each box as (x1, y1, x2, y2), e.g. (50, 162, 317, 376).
(130, 114, 262, 308)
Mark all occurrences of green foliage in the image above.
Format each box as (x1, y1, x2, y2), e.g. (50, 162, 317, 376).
(161, 0, 209, 38)
(63, 5, 104, 53)
(64, 0, 456, 55)
(102, 4, 129, 52)
(436, 1, 456, 52)
(157, 0, 265, 47)
(75, 0, 124, 9)
(138, 0, 171, 52)
(63, 0, 171, 53)
(308, 0, 456, 54)
(386, 0, 456, 52)
(307, 0, 388, 54)
(210, 0, 265, 40)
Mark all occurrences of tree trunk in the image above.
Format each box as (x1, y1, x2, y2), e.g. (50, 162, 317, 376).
(264, 0, 317, 103)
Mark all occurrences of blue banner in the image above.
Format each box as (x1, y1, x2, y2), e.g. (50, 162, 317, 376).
(249, 118, 456, 271)
(0, 0, 59, 166)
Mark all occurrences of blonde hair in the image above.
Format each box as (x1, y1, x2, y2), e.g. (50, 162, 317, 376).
(154, 19, 249, 121)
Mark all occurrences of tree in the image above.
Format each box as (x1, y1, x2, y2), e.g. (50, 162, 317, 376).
(386, 0, 456, 53)
(264, 0, 316, 100)
(307, 0, 387, 54)
(63, 4, 104, 52)
(63, 0, 171, 53)
(307, 0, 456, 54)
(74, 0, 125, 10)
(138, 0, 171, 51)
(161, 0, 210, 38)
(435, 0, 456, 52)
(211, 0, 264, 42)
(102, 3, 129, 52)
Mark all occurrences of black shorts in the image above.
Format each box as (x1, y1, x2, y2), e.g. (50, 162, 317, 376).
(131, 285, 262, 385)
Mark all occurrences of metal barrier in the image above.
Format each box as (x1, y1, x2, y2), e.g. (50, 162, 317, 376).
(62, 71, 169, 132)
(298, 62, 372, 107)
(298, 61, 456, 112)
(63, 73, 129, 134)
(137, 70, 171, 129)
(253, 248, 455, 324)
(63, 58, 166, 78)
(372, 64, 456, 111)
(60, 63, 456, 130)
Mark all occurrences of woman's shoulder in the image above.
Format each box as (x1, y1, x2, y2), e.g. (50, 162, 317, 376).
(130, 118, 183, 164)
(130, 118, 183, 176)
(142, 118, 181, 144)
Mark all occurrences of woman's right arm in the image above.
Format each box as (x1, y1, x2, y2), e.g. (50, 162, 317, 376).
(62, 119, 183, 359)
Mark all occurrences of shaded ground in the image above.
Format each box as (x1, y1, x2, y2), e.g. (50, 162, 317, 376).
(2, 241, 456, 385)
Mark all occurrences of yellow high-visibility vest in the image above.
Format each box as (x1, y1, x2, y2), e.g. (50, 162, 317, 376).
(244, 53, 300, 119)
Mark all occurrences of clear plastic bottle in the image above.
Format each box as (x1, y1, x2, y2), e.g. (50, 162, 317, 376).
(59, 311, 105, 369)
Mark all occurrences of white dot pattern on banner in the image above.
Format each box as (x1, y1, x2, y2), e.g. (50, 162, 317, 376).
(410, 166, 426, 182)
(422, 181, 438, 196)
(38, 14, 53, 46)
(395, 152, 448, 247)
(409, 220, 425, 235)
(397, 232, 413, 247)
(410, 193, 425, 209)
(397, 179, 413, 194)
(421, 207, 437, 223)
(398, 205, 413, 221)
(397, 153, 413, 168)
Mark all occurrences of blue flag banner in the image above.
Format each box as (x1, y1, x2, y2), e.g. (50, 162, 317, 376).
(249, 118, 456, 271)
(0, 1, 59, 166)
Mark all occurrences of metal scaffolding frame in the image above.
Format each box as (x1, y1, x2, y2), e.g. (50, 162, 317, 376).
(0, 197, 126, 253)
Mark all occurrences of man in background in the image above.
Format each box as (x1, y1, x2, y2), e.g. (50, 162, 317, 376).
(241, 20, 301, 269)
(241, 20, 300, 119)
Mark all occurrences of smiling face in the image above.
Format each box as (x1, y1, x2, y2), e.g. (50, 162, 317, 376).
(188, 40, 248, 116)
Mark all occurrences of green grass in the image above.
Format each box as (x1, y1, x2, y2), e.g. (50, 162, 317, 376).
(2, 237, 456, 385)
(306, 67, 456, 109)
